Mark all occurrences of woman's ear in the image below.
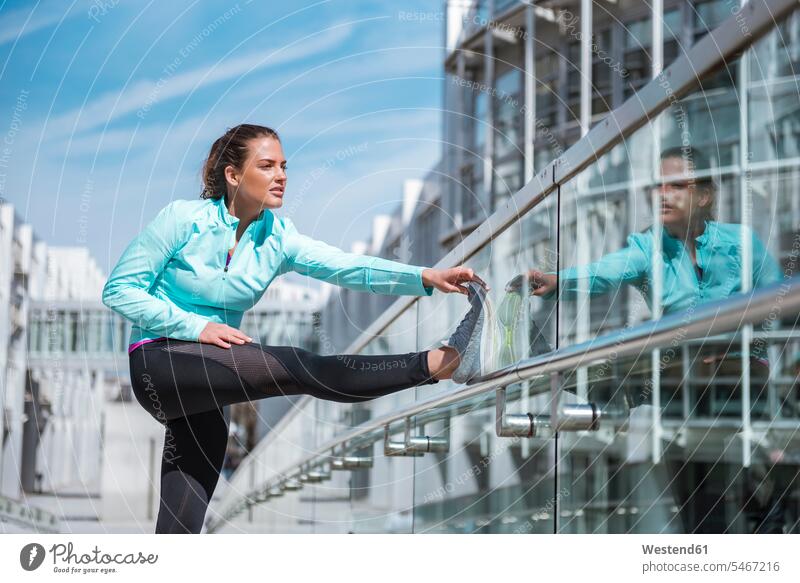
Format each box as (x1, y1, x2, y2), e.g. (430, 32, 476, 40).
(224, 164, 239, 187)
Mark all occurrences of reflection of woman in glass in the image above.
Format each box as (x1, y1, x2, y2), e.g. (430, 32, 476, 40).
(517, 145, 782, 401)
(528, 146, 781, 318)
(500, 146, 784, 370)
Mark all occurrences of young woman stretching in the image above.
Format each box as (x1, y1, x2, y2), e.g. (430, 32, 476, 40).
(102, 124, 490, 534)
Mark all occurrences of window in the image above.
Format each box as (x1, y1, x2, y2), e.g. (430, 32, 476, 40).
(592, 28, 613, 115)
(493, 67, 523, 159)
(471, 87, 489, 153)
(492, 156, 524, 208)
(535, 48, 559, 130)
(624, 16, 653, 99)
(460, 163, 483, 223)
(565, 40, 581, 123)
(663, 8, 682, 68)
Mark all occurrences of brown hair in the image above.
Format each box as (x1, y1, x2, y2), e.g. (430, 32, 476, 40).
(200, 124, 280, 200)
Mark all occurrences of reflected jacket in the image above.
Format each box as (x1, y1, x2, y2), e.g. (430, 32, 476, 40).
(554, 221, 782, 312)
(102, 196, 433, 346)
(551, 221, 782, 361)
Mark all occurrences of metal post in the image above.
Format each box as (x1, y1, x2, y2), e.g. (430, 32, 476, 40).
(650, 0, 665, 465)
(484, 0, 496, 213)
(739, 0, 753, 469)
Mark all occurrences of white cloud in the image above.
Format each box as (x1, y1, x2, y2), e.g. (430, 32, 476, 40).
(42, 21, 354, 137)
(0, 0, 77, 45)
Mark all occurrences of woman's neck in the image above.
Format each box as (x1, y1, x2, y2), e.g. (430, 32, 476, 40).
(224, 193, 261, 236)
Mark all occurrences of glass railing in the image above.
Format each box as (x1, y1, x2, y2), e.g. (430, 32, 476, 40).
(208, 0, 800, 534)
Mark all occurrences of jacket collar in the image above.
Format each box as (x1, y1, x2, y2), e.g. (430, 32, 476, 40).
(215, 194, 268, 227)
(662, 220, 717, 247)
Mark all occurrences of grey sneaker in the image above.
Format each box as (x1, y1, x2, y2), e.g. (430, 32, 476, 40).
(440, 281, 496, 384)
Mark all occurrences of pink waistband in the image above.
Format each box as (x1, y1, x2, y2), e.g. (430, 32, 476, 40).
(128, 337, 167, 354)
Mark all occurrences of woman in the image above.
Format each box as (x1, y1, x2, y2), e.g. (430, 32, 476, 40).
(102, 124, 489, 533)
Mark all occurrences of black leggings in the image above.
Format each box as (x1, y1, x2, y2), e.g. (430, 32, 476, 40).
(128, 339, 438, 534)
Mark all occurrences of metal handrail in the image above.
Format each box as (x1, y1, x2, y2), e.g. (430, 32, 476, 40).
(290, 277, 800, 460)
(0, 494, 61, 534)
(209, 277, 800, 529)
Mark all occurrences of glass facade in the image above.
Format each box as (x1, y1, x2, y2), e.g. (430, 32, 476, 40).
(213, 1, 800, 534)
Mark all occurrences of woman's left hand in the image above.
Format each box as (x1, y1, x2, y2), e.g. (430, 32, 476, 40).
(421, 267, 489, 295)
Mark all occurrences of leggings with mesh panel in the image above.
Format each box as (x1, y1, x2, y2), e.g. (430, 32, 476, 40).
(128, 338, 439, 534)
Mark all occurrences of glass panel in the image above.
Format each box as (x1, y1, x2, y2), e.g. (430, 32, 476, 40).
(245, 408, 316, 533)
(748, 15, 800, 164)
(747, 424, 800, 533)
(350, 305, 419, 533)
(302, 304, 420, 533)
(493, 206, 559, 367)
(414, 187, 558, 532)
(557, 358, 679, 533)
(412, 397, 556, 533)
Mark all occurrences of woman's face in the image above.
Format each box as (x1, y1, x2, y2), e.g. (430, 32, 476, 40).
(226, 136, 287, 209)
(655, 156, 712, 229)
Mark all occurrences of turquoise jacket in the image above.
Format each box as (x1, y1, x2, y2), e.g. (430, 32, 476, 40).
(555, 221, 781, 312)
(102, 196, 433, 346)
(553, 221, 781, 361)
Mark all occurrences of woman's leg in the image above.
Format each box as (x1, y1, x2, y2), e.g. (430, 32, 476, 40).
(128, 339, 447, 533)
(129, 339, 442, 421)
(154, 406, 230, 534)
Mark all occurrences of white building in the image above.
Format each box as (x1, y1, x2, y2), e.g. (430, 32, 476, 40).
(1, 197, 322, 532)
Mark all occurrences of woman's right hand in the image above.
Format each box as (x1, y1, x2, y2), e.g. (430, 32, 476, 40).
(529, 270, 558, 296)
(505, 270, 558, 296)
(199, 322, 252, 348)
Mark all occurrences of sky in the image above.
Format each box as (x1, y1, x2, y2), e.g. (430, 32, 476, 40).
(0, 0, 445, 277)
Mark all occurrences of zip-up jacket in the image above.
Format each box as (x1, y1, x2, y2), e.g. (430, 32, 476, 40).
(551, 221, 781, 311)
(545, 221, 781, 361)
(102, 196, 433, 347)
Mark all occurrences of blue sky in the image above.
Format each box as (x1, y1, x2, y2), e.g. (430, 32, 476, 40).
(0, 0, 445, 274)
